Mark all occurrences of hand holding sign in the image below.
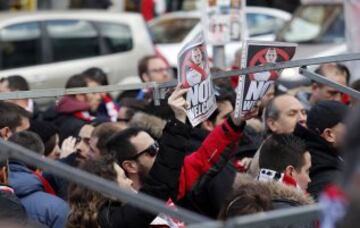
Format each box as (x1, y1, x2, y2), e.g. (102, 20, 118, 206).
(168, 85, 190, 123)
(234, 41, 297, 118)
(178, 33, 217, 127)
(230, 101, 259, 126)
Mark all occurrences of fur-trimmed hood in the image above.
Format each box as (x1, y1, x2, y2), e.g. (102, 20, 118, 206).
(233, 173, 314, 206)
(261, 181, 314, 206)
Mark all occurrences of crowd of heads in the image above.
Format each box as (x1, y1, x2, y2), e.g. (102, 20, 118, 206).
(0, 53, 359, 227)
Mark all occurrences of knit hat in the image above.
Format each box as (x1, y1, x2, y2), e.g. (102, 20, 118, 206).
(29, 120, 58, 144)
(307, 100, 349, 134)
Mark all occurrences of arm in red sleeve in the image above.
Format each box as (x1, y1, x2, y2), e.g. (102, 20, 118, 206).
(177, 117, 245, 199)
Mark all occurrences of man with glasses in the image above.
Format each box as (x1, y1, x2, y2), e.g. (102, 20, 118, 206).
(107, 86, 257, 201)
(135, 55, 172, 101)
(106, 128, 159, 190)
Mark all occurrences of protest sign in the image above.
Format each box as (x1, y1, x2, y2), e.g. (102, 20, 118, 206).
(234, 41, 297, 117)
(178, 33, 217, 127)
(202, 0, 246, 45)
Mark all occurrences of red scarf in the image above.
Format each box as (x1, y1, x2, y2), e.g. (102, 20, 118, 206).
(33, 171, 56, 196)
(73, 111, 95, 122)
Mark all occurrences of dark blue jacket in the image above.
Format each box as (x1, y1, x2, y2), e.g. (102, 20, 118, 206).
(9, 162, 69, 228)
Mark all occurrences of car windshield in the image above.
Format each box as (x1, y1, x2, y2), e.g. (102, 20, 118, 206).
(149, 17, 199, 44)
(277, 4, 344, 43)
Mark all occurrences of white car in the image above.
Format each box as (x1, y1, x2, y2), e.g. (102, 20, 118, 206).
(0, 11, 155, 90)
(276, 1, 346, 88)
(148, 7, 291, 69)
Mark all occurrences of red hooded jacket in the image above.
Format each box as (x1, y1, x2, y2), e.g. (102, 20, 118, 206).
(177, 118, 244, 199)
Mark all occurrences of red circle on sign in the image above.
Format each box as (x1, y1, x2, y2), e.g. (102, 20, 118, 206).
(248, 48, 290, 81)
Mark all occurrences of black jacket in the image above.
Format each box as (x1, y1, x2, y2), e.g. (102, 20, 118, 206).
(294, 124, 343, 200)
(42, 105, 87, 143)
(98, 118, 191, 228)
(0, 185, 28, 226)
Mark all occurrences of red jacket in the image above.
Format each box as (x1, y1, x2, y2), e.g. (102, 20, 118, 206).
(177, 119, 244, 199)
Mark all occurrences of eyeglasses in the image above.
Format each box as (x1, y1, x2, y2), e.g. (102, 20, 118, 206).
(148, 68, 171, 74)
(129, 141, 159, 160)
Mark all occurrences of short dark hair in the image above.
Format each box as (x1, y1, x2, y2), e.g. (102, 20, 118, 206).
(0, 75, 29, 91)
(259, 134, 307, 173)
(83, 67, 109, 86)
(106, 127, 143, 166)
(0, 101, 31, 132)
(218, 181, 272, 219)
(8, 131, 45, 155)
(351, 79, 360, 92)
(65, 74, 87, 89)
(137, 55, 160, 81)
(29, 120, 59, 157)
(91, 122, 123, 155)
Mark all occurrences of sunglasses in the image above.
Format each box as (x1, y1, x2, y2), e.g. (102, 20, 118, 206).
(129, 141, 159, 160)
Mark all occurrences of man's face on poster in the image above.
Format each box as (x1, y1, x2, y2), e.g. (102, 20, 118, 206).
(265, 48, 277, 63)
(191, 47, 203, 66)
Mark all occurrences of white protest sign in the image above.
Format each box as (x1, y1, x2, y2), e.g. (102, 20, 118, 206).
(178, 33, 217, 127)
(202, 0, 246, 45)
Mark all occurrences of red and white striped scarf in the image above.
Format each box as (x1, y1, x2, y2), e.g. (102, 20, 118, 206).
(73, 111, 96, 122)
(103, 94, 119, 122)
(258, 168, 299, 189)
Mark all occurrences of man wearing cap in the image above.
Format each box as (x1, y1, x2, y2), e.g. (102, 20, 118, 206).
(294, 100, 349, 200)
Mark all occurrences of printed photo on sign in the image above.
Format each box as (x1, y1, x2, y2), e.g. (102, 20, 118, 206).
(234, 41, 297, 117)
(177, 33, 217, 127)
(180, 46, 209, 88)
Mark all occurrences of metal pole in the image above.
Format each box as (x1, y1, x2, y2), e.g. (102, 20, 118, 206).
(212, 53, 360, 79)
(0, 139, 212, 224)
(300, 67, 360, 100)
(187, 221, 224, 228)
(213, 45, 226, 69)
(224, 204, 322, 228)
(1, 53, 360, 101)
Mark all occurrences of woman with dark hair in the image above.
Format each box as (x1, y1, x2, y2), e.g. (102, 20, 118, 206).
(29, 120, 62, 160)
(218, 181, 273, 220)
(82, 67, 119, 122)
(67, 159, 133, 228)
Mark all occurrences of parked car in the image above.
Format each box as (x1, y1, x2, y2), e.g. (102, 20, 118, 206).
(0, 11, 155, 90)
(277, 0, 346, 88)
(148, 7, 291, 70)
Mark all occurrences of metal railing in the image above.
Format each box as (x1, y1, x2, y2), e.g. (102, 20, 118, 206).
(0, 53, 360, 103)
(0, 138, 212, 224)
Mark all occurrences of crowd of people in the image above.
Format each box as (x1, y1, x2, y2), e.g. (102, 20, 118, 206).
(0, 53, 360, 228)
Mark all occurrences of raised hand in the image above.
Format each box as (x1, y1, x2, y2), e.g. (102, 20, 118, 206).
(168, 85, 190, 123)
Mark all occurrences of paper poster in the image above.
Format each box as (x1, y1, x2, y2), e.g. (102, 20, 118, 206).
(234, 41, 297, 117)
(202, 0, 246, 45)
(178, 33, 217, 127)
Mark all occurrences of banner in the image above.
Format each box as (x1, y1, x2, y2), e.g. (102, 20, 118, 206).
(178, 33, 217, 127)
(234, 41, 297, 117)
(202, 0, 246, 45)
